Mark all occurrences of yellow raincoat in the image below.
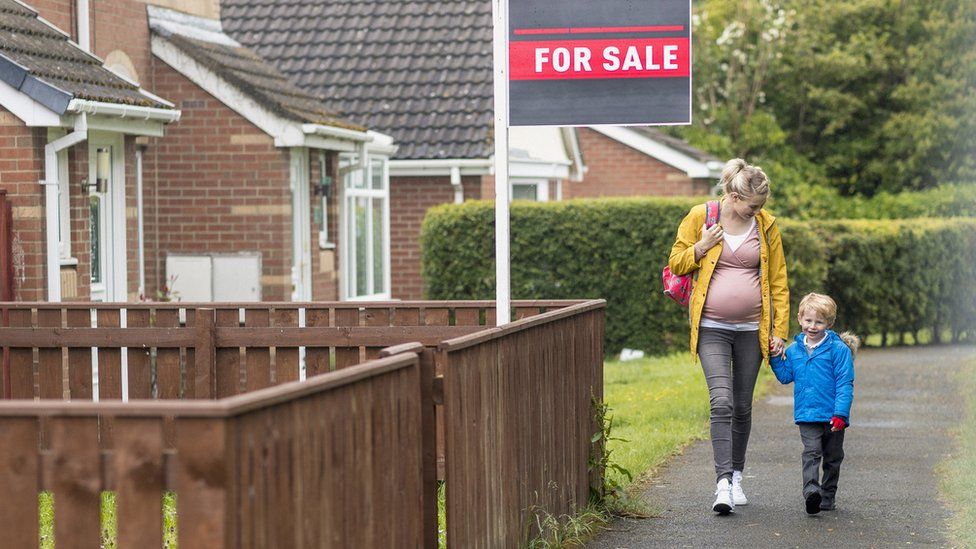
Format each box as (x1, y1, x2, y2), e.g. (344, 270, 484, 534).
(668, 203, 790, 361)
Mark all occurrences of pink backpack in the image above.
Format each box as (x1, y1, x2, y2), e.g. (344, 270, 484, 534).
(662, 201, 720, 307)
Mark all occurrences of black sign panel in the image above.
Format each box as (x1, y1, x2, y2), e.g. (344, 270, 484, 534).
(508, 0, 691, 126)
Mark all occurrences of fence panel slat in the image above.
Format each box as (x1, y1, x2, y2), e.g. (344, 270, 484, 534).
(126, 309, 152, 399)
(454, 307, 480, 326)
(66, 309, 93, 400)
(154, 308, 181, 400)
(363, 307, 390, 360)
(304, 308, 330, 377)
(334, 308, 360, 369)
(244, 308, 271, 392)
(0, 417, 39, 549)
(215, 308, 241, 398)
(177, 417, 232, 548)
(272, 308, 300, 384)
(96, 309, 123, 400)
(8, 308, 34, 398)
(37, 309, 62, 399)
(423, 307, 449, 327)
(51, 416, 101, 549)
(114, 418, 164, 548)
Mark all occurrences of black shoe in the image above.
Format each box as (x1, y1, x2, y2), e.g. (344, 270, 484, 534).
(805, 492, 822, 515)
(819, 499, 835, 511)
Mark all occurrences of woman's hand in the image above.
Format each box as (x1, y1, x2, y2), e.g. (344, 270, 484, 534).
(768, 336, 786, 358)
(695, 224, 724, 259)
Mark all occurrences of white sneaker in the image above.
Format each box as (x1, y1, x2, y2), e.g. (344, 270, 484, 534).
(731, 471, 749, 506)
(712, 478, 734, 514)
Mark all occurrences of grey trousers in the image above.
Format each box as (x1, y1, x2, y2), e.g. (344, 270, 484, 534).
(799, 423, 846, 504)
(697, 327, 763, 482)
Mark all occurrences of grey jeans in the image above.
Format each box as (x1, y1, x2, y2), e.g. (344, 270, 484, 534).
(697, 327, 763, 482)
(799, 423, 846, 503)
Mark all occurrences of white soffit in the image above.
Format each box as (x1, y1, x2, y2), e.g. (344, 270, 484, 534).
(509, 126, 572, 166)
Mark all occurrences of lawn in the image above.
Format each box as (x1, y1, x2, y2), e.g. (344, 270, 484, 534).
(603, 352, 772, 490)
(940, 355, 976, 546)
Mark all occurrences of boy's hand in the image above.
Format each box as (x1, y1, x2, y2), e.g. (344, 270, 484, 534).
(830, 416, 847, 431)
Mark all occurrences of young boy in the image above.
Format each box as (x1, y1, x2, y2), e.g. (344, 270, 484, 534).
(770, 293, 859, 514)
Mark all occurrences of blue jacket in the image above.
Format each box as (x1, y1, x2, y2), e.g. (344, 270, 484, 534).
(769, 330, 855, 424)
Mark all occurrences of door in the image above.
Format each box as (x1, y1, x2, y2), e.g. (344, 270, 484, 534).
(88, 134, 126, 302)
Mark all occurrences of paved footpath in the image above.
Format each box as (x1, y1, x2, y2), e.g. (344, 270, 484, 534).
(588, 345, 975, 549)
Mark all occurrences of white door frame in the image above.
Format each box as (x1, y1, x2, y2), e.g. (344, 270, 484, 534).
(88, 132, 127, 302)
(290, 148, 312, 301)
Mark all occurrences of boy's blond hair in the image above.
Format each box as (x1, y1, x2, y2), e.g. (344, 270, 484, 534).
(798, 293, 837, 324)
(798, 292, 861, 354)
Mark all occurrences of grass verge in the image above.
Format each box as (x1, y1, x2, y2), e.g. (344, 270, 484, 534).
(939, 355, 976, 546)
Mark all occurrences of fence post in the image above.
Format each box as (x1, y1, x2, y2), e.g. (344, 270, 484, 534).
(191, 308, 216, 399)
(419, 348, 438, 549)
(380, 342, 437, 549)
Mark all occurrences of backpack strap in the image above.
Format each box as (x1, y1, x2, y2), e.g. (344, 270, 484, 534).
(705, 200, 720, 229)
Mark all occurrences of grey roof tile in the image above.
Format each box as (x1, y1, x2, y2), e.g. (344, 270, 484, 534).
(222, 0, 493, 159)
(149, 9, 364, 131)
(0, 0, 174, 112)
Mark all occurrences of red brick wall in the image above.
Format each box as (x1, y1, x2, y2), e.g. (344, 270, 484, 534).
(390, 174, 482, 300)
(569, 128, 712, 198)
(145, 61, 294, 301)
(28, 0, 74, 39)
(92, 0, 152, 84)
(0, 109, 47, 301)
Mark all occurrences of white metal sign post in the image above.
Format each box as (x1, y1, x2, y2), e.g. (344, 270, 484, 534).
(493, 0, 511, 326)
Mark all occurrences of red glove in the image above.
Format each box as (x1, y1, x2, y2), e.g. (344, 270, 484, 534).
(830, 416, 847, 431)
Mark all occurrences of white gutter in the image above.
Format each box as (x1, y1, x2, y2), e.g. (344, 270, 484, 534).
(43, 114, 88, 301)
(136, 147, 146, 298)
(77, 0, 90, 52)
(388, 158, 493, 177)
(67, 99, 182, 124)
(301, 123, 371, 143)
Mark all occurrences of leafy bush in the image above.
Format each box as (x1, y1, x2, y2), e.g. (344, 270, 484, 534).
(422, 199, 976, 355)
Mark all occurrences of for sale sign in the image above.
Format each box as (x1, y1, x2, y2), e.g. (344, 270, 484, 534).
(508, 0, 691, 126)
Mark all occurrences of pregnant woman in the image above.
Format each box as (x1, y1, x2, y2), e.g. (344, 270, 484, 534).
(667, 158, 790, 514)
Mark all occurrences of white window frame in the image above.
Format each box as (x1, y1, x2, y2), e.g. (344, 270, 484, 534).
(339, 154, 391, 300)
(511, 178, 550, 202)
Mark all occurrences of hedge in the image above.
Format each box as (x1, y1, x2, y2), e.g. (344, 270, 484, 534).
(772, 183, 976, 220)
(421, 198, 976, 355)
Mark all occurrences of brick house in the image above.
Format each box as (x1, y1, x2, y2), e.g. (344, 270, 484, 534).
(222, 0, 722, 300)
(0, 0, 180, 301)
(1, 0, 392, 302)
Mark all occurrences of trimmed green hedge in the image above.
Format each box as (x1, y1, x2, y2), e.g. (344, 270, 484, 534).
(772, 184, 976, 220)
(421, 198, 976, 355)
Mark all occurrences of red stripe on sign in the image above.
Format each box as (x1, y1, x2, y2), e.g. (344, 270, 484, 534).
(510, 38, 690, 81)
(513, 25, 684, 36)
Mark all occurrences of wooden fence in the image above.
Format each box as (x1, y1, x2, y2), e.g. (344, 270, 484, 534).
(440, 300, 605, 547)
(0, 299, 605, 548)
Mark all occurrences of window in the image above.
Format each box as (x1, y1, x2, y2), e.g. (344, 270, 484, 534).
(511, 179, 550, 202)
(340, 155, 390, 299)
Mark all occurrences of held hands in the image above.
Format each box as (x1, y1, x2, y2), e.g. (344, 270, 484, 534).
(830, 416, 847, 432)
(768, 336, 786, 358)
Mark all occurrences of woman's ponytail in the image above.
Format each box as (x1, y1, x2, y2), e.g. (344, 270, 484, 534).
(839, 331, 861, 355)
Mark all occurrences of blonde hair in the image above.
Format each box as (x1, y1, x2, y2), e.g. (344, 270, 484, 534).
(798, 292, 861, 354)
(720, 158, 770, 199)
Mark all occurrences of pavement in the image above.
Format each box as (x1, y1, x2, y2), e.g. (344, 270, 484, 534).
(587, 344, 975, 549)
